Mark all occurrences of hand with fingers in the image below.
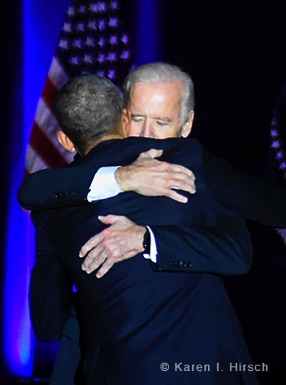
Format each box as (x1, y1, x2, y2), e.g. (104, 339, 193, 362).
(115, 149, 196, 203)
(80, 215, 146, 278)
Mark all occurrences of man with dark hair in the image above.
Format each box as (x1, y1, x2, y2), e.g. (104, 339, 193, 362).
(19, 72, 259, 384)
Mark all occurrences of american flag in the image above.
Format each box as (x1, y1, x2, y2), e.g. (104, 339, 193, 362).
(25, 0, 133, 174)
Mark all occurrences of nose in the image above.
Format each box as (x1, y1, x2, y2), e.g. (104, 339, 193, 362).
(140, 120, 153, 138)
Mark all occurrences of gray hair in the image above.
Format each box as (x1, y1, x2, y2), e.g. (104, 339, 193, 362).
(54, 74, 123, 153)
(123, 62, 195, 125)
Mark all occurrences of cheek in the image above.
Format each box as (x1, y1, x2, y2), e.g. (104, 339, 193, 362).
(152, 130, 167, 139)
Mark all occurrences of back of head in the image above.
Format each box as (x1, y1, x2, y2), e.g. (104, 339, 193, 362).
(123, 62, 195, 124)
(54, 74, 123, 153)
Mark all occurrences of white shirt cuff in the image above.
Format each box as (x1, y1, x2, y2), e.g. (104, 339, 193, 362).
(143, 226, 157, 263)
(87, 166, 122, 202)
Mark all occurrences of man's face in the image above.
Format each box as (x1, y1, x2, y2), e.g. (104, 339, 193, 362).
(123, 81, 193, 139)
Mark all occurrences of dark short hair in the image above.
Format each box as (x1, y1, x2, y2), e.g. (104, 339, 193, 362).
(54, 74, 123, 153)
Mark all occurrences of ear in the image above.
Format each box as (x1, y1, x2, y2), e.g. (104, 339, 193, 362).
(56, 131, 76, 153)
(121, 108, 129, 136)
(181, 111, 195, 138)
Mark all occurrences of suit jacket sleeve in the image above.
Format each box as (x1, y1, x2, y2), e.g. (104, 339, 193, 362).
(151, 215, 253, 275)
(17, 164, 96, 210)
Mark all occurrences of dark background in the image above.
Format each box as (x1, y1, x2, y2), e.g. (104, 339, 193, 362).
(1, 1, 286, 384)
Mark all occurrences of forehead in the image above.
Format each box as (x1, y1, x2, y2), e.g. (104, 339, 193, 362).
(129, 81, 183, 115)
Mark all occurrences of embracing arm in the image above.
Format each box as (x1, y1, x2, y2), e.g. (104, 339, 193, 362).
(17, 149, 195, 210)
(80, 214, 253, 278)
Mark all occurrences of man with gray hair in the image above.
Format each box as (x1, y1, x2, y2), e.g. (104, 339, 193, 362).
(76, 62, 286, 277)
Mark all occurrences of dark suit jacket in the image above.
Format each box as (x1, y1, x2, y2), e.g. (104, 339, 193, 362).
(23, 138, 253, 343)
(29, 225, 74, 341)
(24, 138, 258, 385)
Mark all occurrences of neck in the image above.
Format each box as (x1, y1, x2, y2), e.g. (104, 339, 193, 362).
(83, 133, 125, 155)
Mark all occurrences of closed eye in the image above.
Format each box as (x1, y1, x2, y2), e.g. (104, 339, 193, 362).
(155, 119, 171, 126)
(131, 114, 145, 123)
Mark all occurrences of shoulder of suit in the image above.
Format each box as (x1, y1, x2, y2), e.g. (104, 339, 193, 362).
(178, 137, 204, 153)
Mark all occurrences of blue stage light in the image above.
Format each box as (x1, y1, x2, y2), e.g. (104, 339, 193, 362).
(3, 0, 69, 376)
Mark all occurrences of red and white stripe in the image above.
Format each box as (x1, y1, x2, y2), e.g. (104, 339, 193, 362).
(25, 58, 74, 174)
